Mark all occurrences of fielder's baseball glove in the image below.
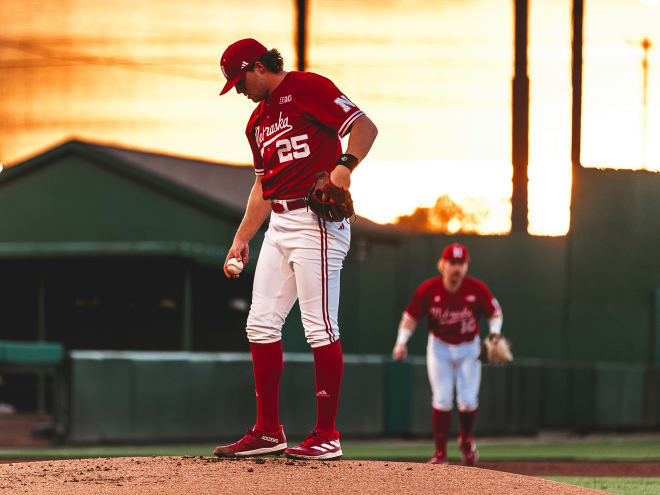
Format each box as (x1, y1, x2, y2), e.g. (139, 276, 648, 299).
(483, 335, 513, 364)
(306, 171, 355, 222)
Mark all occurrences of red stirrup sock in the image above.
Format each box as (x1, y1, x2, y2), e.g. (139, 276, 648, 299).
(312, 340, 343, 435)
(250, 341, 283, 434)
(459, 409, 477, 442)
(432, 409, 451, 454)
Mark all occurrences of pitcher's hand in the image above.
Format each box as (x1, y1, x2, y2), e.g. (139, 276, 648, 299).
(223, 238, 249, 278)
(392, 343, 408, 362)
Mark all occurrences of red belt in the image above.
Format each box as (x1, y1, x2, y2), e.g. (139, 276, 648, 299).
(271, 198, 307, 213)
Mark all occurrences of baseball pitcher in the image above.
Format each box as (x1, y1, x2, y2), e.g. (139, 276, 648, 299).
(392, 243, 506, 465)
(213, 39, 377, 460)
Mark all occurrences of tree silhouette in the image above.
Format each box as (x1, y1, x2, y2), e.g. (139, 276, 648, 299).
(393, 195, 486, 233)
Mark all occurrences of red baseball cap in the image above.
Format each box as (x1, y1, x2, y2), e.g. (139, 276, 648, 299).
(441, 243, 470, 262)
(219, 38, 267, 95)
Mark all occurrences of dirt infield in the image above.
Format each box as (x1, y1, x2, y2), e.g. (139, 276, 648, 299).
(0, 456, 615, 495)
(3, 457, 659, 476)
(478, 460, 660, 477)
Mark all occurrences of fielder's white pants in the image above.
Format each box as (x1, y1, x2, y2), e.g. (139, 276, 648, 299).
(426, 334, 481, 411)
(246, 209, 350, 348)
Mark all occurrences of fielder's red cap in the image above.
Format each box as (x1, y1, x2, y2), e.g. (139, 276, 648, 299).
(441, 243, 470, 262)
(219, 38, 267, 95)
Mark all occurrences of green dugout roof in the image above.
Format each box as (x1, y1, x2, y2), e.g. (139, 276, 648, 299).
(0, 139, 401, 265)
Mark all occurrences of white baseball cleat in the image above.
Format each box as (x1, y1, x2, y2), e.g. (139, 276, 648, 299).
(284, 430, 342, 460)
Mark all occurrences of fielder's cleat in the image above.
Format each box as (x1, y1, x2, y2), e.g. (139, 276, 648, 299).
(459, 437, 478, 466)
(284, 430, 342, 460)
(427, 450, 448, 465)
(213, 426, 287, 457)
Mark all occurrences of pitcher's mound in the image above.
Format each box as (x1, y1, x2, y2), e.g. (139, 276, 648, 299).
(0, 456, 612, 494)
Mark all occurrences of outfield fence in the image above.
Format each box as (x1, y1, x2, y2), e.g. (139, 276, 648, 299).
(66, 351, 660, 443)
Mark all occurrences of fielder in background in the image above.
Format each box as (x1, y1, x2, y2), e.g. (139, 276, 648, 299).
(392, 243, 504, 465)
(214, 38, 377, 460)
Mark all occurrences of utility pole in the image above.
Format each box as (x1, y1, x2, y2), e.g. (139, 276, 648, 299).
(571, 0, 583, 175)
(511, 0, 529, 234)
(564, 0, 584, 359)
(295, 0, 308, 71)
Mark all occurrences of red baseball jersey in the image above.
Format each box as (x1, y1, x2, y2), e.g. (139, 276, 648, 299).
(245, 71, 364, 199)
(405, 276, 499, 345)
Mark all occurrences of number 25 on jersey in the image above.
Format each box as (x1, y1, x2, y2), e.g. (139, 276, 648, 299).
(276, 134, 310, 163)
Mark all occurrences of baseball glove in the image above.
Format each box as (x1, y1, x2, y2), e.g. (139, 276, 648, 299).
(306, 171, 355, 222)
(483, 335, 513, 364)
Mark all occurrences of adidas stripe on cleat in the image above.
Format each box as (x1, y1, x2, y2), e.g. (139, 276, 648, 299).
(284, 431, 342, 460)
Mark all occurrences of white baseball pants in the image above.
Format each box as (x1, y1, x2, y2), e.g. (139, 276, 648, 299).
(246, 208, 350, 348)
(426, 334, 481, 411)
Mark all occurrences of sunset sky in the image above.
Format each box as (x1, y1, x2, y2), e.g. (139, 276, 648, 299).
(1, 0, 659, 235)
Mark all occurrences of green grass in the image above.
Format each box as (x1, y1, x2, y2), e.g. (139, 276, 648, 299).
(341, 437, 660, 462)
(0, 436, 659, 462)
(0, 444, 217, 460)
(543, 477, 660, 495)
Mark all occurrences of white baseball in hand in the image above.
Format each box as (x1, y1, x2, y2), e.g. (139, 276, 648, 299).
(226, 257, 244, 276)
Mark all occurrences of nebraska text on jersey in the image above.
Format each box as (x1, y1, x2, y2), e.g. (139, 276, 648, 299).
(405, 276, 498, 345)
(255, 112, 293, 154)
(429, 307, 474, 326)
(245, 71, 365, 200)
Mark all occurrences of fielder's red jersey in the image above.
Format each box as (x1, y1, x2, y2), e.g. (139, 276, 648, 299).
(245, 71, 364, 199)
(405, 276, 499, 345)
